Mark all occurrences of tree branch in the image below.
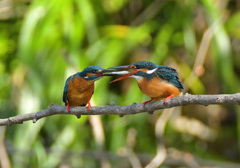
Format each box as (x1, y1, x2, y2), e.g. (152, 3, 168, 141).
(1, 93, 240, 126)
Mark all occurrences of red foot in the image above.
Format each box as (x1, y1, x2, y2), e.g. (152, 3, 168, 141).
(164, 95, 173, 104)
(67, 103, 70, 112)
(87, 101, 91, 111)
(142, 98, 153, 107)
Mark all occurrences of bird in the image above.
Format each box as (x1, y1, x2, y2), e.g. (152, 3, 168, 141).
(63, 65, 116, 112)
(108, 61, 184, 106)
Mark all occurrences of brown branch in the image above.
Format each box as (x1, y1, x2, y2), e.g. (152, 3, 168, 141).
(1, 93, 240, 126)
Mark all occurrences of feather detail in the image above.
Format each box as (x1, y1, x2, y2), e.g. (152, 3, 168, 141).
(155, 66, 184, 92)
(137, 77, 182, 100)
(63, 75, 94, 107)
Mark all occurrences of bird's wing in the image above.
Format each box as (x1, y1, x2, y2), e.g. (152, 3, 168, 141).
(62, 75, 73, 105)
(155, 66, 178, 79)
(155, 66, 184, 90)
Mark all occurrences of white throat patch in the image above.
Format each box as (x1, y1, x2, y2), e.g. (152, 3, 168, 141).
(146, 68, 158, 74)
(131, 75, 143, 81)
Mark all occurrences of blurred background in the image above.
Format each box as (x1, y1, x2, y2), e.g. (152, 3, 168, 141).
(0, 0, 240, 167)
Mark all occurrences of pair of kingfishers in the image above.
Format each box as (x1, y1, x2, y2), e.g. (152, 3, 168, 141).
(63, 61, 184, 112)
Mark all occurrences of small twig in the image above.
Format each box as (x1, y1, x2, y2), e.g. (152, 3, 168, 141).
(0, 93, 240, 126)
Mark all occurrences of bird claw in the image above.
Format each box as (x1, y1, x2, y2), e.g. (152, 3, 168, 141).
(142, 98, 153, 107)
(67, 103, 70, 113)
(87, 102, 91, 111)
(164, 95, 173, 104)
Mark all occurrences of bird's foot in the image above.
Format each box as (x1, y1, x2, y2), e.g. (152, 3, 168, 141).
(164, 95, 173, 104)
(142, 98, 153, 107)
(87, 101, 91, 111)
(67, 103, 70, 112)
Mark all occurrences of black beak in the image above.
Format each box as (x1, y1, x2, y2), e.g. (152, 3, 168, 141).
(108, 65, 132, 70)
(98, 69, 129, 76)
(107, 65, 138, 83)
(103, 69, 119, 73)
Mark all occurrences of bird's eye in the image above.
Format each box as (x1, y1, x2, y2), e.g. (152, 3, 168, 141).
(130, 65, 137, 69)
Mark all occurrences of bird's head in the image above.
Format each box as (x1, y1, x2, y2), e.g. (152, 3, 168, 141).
(80, 65, 118, 81)
(108, 61, 158, 82)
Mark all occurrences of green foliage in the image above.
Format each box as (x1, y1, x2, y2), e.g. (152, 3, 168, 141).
(1, 0, 240, 167)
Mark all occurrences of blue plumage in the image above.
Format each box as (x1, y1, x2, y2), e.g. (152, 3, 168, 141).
(63, 75, 73, 105)
(108, 61, 184, 105)
(108, 61, 185, 105)
(62, 66, 107, 111)
(155, 66, 184, 92)
(132, 61, 184, 92)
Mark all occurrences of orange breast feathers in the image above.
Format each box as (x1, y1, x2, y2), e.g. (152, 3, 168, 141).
(66, 77, 95, 106)
(137, 77, 183, 101)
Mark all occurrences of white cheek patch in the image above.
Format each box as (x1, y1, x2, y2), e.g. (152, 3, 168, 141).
(107, 71, 130, 75)
(146, 68, 158, 74)
(132, 75, 143, 81)
(84, 76, 89, 79)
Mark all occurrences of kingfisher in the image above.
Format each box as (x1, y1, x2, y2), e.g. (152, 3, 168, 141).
(108, 61, 184, 106)
(63, 66, 116, 112)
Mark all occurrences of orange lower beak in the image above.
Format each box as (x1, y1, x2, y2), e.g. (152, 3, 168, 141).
(107, 65, 138, 83)
(110, 69, 138, 83)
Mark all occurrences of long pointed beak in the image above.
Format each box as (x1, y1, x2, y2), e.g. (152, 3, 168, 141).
(107, 65, 138, 83)
(110, 70, 138, 83)
(96, 69, 129, 77)
(103, 69, 119, 73)
(108, 65, 132, 70)
(101, 70, 130, 76)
